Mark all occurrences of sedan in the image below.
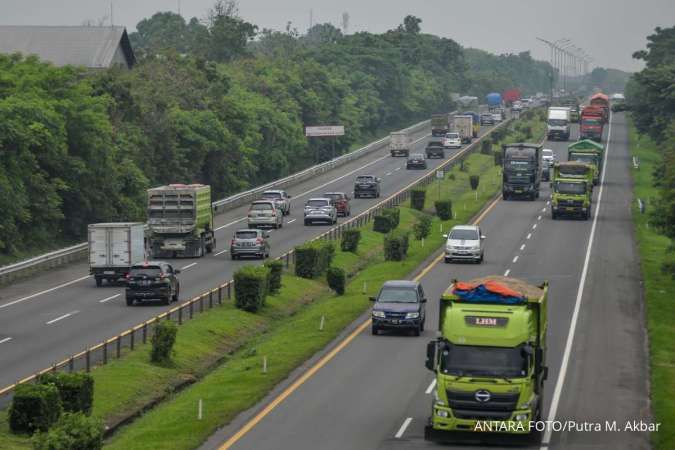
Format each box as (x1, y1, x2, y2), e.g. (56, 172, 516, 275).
(406, 153, 427, 169)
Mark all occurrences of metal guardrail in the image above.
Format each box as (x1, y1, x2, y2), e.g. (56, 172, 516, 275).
(0, 118, 434, 285)
(0, 115, 511, 401)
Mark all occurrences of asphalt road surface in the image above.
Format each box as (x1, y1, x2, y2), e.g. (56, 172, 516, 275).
(203, 113, 651, 450)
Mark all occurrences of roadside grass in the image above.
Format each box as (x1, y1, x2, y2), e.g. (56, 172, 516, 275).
(628, 122, 675, 450)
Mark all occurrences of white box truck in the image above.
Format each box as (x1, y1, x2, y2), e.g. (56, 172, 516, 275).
(452, 115, 473, 144)
(547, 107, 571, 141)
(389, 132, 411, 157)
(89, 223, 146, 287)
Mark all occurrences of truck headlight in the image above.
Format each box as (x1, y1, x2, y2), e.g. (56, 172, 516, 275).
(436, 409, 449, 418)
(515, 414, 529, 421)
(405, 312, 419, 319)
(372, 311, 385, 318)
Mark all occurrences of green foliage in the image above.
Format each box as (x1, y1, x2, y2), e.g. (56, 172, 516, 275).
(410, 188, 426, 210)
(494, 149, 503, 166)
(234, 265, 270, 312)
(413, 214, 432, 240)
(294, 241, 335, 279)
(480, 139, 492, 155)
(435, 200, 453, 220)
(340, 229, 361, 253)
(384, 231, 410, 261)
(151, 320, 178, 364)
(470, 175, 480, 190)
(38, 373, 94, 416)
(326, 267, 346, 295)
(9, 383, 62, 434)
(382, 208, 400, 229)
(32, 412, 103, 450)
(373, 215, 392, 233)
(264, 260, 283, 294)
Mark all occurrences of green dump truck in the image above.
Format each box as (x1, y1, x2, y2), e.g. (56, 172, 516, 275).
(424, 276, 548, 442)
(567, 140, 604, 185)
(147, 184, 216, 258)
(551, 161, 593, 220)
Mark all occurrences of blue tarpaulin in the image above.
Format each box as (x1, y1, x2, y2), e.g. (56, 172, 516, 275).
(453, 283, 526, 305)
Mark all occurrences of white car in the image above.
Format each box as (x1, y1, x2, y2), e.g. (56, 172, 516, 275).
(443, 225, 485, 263)
(542, 148, 556, 166)
(442, 132, 462, 149)
(304, 198, 337, 225)
(247, 201, 284, 229)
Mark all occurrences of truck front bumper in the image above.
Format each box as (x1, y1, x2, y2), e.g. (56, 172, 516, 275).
(372, 317, 420, 330)
(426, 407, 534, 437)
(552, 205, 588, 216)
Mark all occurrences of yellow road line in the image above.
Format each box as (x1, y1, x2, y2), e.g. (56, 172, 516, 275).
(219, 194, 502, 449)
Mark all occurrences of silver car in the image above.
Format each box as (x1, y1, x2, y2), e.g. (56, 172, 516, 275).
(443, 225, 485, 263)
(442, 132, 462, 149)
(230, 229, 270, 260)
(261, 190, 291, 216)
(304, 198, 337, 225)
(247, 201, 283, 229)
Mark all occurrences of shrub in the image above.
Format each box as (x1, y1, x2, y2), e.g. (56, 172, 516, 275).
(234, 265, 270, 312)
(522, 125, 532, 139)
(373, 215, 392, 233)
(480, 139, 492, 155)
(470, 175, 480, 190)
(459, 160, 468, 172)
(410, 188, 426, 211)
(264, 260, 283, 294)
(384, 231, 409, 261)
(32, 412, 103, 450)
(340, 229, 361, 253)
(493, 149, 503, 166)
(382, 208, 400, 229)
(151, 320, 178, 364)
(413, 214, 432, 240)
(9, 383, 62, 434)
(38, 373, 94, 416)
(435, 200, 453, 220)
(326, 267, 346, 295)
(294, 241, 335, 278)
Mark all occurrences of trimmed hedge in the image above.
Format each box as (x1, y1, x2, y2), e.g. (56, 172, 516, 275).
(326, 267, 346, 295)
(32, 412, 104, 450)
(411, 188, 426, 211)
(435, 200, 453, 220)
(340, 229, 361, 253)
(234, 265, 270, 312)
(9, 383, 62, 434)
(294, 241, 335, 279)
(264, 260, 283, 294)
(413, 214, 432, 240)
(383, 208, 400, 229)
(151, 320, 178, 365)
(38, 373, 94, 416)
(384, 231, 410, 261)
(470, 175, 480, 190)
(374, 208, 400, 233)
(480, 139, 492, 155)
(493, 149, 503, 166)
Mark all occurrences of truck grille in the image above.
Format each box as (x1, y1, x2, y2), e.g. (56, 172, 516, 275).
(447, 390, 518, 420)
(558, 199, 583, 207)
(385, 312, 406, 319)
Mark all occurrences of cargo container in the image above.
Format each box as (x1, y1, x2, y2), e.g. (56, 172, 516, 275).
(88, 223, 146, 287)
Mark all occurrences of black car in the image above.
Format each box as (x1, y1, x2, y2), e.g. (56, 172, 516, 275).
(125, 261, 180, 306)
(230, 229, 270, 260)
(406, 153, 427, 169)
(425, 141, 445, 159)
(354, 175, 381, 198)
(370, 280, 427, 335)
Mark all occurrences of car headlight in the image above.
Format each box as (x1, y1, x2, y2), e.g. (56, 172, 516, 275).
(436, 409, 449, 418)
(515, 413, 529, 421)
(405, 312, 419, 319)
(372, 310, 385, 318)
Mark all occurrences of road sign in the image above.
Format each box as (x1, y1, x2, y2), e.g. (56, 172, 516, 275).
(305, 126, 345, 137)
(436, 170, 444, 179)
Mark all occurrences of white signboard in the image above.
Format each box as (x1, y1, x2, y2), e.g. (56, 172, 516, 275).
(436, 170, 444, 179)
(305, 126, 345, 137)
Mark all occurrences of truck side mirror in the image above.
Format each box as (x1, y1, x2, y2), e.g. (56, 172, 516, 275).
(174, 269, 181, 274)
(542, 366, 549, 381)
(425, 341, 438, 371)
(369, 296, 377, 302)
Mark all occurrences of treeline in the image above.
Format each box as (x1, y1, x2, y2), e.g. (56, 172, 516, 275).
(626, 26, 675, 275)
(0, 1, 553, 258)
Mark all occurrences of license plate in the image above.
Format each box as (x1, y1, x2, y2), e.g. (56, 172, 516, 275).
(391, 320, 400, 324)
(141, 280, 150, 286)
(515, 190, 522, 193)
(104, 271, 115, 275)
(566, 207, 575, 211)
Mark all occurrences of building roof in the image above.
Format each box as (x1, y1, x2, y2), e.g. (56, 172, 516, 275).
(0, 25, 135, 69)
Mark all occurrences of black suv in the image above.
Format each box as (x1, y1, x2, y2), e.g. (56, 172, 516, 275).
(370, 280, 427, 335)
(354, 175, 381, 198)
(425, 141, 445, 159)
(125, 262, 180, 306)
(407, 153, 428, 169)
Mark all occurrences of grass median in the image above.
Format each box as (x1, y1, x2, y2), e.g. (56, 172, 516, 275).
(628, 122, 674, 450)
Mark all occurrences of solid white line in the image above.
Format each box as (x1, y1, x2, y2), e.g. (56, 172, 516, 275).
(0, 275, 91, 310)
(512, 255, 519, 263)
(541, 113, 613, 448)
(532, 223, 537, 230)
(0, 337, 12, 344)
(395, 417, 413, 438)
(504, 269, 511, 277)
(425, 378, 437, 394)
(46, 311, 78, 325)
(214, 249, 229, 256)
(181, 262, 197, 271)
(520, 244, 525, 251)
(527, 233, 532, 240)
(287, 219, 297, 224)
(98, 294, 120, 303)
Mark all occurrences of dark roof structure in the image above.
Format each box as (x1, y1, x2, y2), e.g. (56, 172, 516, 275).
(0, 25, 136, 69)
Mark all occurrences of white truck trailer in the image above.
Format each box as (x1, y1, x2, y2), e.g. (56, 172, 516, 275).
(88, 222, 145, 287)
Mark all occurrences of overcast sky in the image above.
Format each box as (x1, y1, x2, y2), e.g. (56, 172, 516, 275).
(1, 0, 672, 71)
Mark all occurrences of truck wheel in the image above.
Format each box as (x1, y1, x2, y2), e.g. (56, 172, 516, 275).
(412, 326, 421, 337)
(162, 296, 171, 306)
(172, 286, 179, 302)
(552, 212, 557, 220)
(126, 297, 134, 306)
(95, 276, 102, 287)
(371, 326, 379, 336)
(231, 252, 236, 260)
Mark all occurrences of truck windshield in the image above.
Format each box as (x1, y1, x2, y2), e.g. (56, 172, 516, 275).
(445, 133, 459, 139)
(569, 154, 597, 165)
(582, 119, 600, 126)
(441, 344, 527, 378)
(505, 159, 534, 170)
(548, 119, 567, 126)
(555, 181, 587, 194)
(377, 288, 417, 303)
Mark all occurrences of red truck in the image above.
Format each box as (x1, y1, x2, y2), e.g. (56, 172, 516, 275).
(580, 106, 604, 142)
(590, 93, 610, 123)
(502, 88, 521, 106)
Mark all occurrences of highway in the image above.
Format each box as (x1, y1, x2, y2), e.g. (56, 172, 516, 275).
(0, 116, 499, 390)
(203, 113, 651, 450)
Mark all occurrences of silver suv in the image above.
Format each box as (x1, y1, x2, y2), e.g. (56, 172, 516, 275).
(304, 198, 337, 225)
(261, 190, 291, 216)
(443, 225, 485, 263)
(230, 229, 270, 260)
(247, 201, 283, 229)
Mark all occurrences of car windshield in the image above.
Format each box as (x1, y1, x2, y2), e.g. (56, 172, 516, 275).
(251, 203, 272, 210)
(307, 200, 328, 207)
(542, 150, 554, 158)
(261, 192, 282, 199)
(440, 343, 527, 378)
(582, 119, 600, 126)
(449, 229, 479, 240)
(446, 133, 459, 139)
(410, 154, 424, 159)
(378, 287, 418, 303)
(130, 267, 162, 277)
(323, 193, 343, 201)
(235, 231, 259, 239)
(356, 176, 373, 182)
(555, 181, 587, 194)
(548, 119, 567, 126)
